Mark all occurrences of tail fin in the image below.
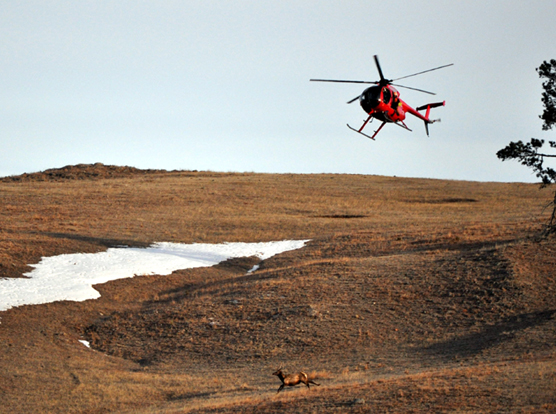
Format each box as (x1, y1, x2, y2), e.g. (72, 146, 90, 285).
(416, 101, 445, 136)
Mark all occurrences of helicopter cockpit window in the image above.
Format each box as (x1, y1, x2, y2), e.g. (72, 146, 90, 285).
(382, 87, 391, 104)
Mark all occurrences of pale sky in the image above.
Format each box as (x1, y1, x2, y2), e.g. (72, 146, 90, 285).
(2, 1, 556, 182)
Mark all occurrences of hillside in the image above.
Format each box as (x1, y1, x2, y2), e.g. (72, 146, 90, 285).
(0, 165, 554, 413)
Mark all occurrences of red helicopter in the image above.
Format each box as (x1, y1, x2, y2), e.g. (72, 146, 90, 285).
(311, 55, 453, 140)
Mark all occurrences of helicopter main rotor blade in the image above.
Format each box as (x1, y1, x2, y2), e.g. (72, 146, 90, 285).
(374, 55, 387, 82)
(310, 79, 378, 84)
(392, 63, 454, 82)
(391, 83, 436, 95)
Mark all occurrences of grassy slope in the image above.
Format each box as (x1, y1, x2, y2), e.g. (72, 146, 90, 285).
(0, 167, 554, 413)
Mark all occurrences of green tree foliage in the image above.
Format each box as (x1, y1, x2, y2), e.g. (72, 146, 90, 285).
(497, 60, 556, 232)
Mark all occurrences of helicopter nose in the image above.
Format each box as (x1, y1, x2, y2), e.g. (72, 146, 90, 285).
(360, 87, 380, 113)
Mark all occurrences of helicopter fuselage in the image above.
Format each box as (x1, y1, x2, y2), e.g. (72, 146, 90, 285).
(360, 84, 426, 124)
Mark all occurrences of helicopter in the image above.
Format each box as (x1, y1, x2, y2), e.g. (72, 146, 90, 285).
(310, 55, 453, 140)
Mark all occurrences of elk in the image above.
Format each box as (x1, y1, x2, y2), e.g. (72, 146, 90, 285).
(272, 366, 320, 393)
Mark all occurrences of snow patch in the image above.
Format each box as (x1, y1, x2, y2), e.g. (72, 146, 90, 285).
(78, 340, 91, 348)
(0, 240, 309, 311)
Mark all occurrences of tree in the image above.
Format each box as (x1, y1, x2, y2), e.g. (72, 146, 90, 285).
(497, 59, 556, 233)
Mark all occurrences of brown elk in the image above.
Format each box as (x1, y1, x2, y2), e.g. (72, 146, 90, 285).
(272, 366, 320, 393)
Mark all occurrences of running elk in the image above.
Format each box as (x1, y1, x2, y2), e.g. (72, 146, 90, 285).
(272, 366, 320, 393)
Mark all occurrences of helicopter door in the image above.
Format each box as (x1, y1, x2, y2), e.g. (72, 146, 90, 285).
(382, 87, 392, 104)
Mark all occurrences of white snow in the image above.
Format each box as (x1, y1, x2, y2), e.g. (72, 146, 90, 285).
(0, 240, 309, 312)
(78, 339, 91, 348)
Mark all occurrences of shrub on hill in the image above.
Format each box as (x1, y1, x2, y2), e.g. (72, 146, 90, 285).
(1, 163, 169, 182)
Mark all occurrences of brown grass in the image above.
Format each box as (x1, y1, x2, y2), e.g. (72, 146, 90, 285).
(0, 164, 554, 413)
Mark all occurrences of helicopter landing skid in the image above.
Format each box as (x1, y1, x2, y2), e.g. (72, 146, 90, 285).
(347, 117, 387, 140)
(348, 119, 414, 141)
(347, 123, 376, 140)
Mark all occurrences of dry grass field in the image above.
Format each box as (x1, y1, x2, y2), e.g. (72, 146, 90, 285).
(0, 163, 555, 413)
